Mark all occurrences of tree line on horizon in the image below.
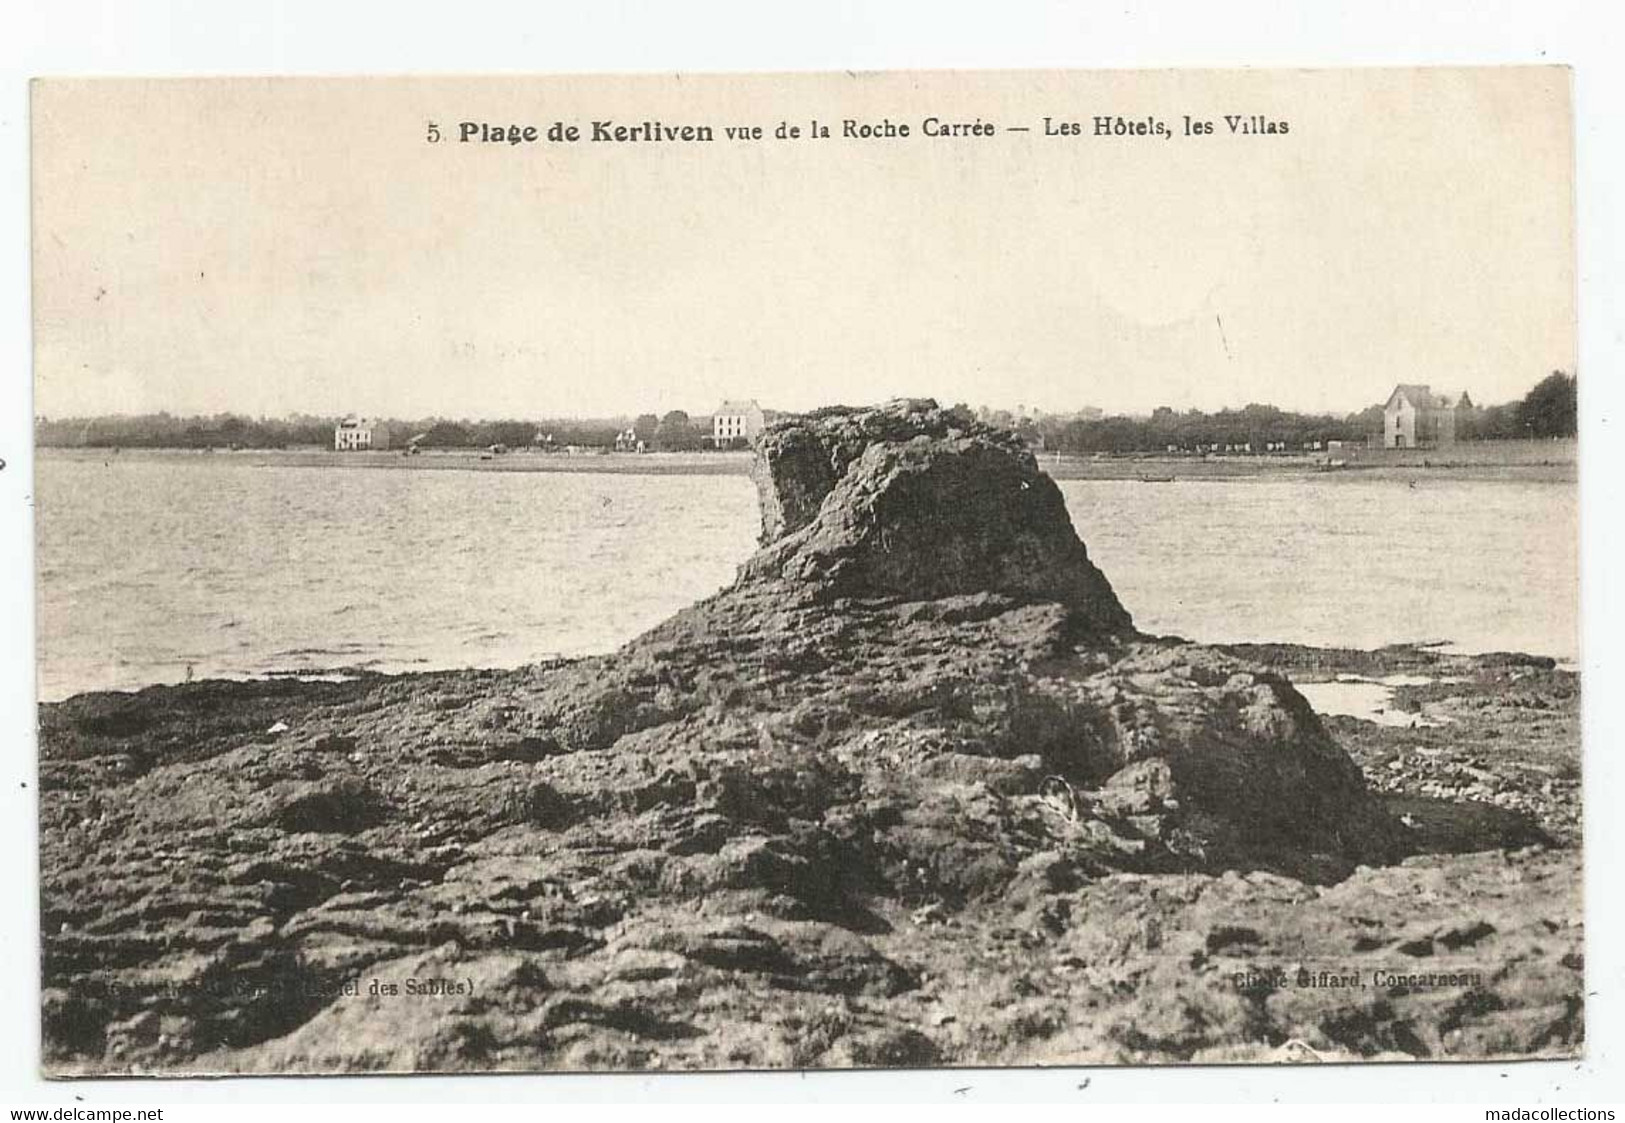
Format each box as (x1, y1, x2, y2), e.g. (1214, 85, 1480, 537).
(977, 371, 1578, 455)
(33, 373, 1576, 452)
(30, 411, 687, 452)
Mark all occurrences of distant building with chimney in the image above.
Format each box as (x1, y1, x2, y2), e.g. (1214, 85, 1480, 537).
(712, 400, 766, 448)
(1383, 385, 1472, 449)
(334, 416, 390, 451)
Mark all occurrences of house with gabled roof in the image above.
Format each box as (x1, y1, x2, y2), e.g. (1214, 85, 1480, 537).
(712, 399, 766, 448)
(1383, 385, 1472, 449)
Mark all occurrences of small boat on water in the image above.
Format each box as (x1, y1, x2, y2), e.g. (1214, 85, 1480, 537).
(1137, 474, 1176, 483)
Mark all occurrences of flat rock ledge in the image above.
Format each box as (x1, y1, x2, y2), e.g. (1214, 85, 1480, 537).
(37, 400, 1578, 1074)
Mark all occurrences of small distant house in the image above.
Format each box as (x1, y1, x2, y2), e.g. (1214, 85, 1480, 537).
(614, 427, 645, 453)
(1383, 385, 1466, 449)
(334, 416, 389, 451)
(712, 399, 766, 448)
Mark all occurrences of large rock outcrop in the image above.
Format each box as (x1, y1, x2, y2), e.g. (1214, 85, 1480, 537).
(34, 400, 1579, 1076)
(745, 401, 1132, 635)
(729, 400, 1402, 876)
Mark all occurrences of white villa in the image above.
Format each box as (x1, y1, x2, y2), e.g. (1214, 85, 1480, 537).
(334, 417, 390, 451)
(712, 400, 766, 447)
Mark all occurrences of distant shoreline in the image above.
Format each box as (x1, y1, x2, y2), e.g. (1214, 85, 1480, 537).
(36, 440, 1578, 483)
(37, 445, 756, 476)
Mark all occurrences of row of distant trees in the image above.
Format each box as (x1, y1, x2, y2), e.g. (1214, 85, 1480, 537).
(1465, 371, 1578, 440)
(1014, 403, 1371, 457)
(970, 371, 1578, 455)
(418, 410, 710, 451)
(626, 412, 704, 451)
(32, 411, 334, 450)
(30, 410, 709, 451)
(34, 374, 1576, 452)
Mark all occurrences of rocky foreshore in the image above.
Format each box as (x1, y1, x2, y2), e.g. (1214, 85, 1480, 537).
(38, 401, 1582, 1073)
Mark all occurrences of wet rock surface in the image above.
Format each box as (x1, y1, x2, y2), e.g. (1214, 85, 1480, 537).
(38, 401, 1581, 1072)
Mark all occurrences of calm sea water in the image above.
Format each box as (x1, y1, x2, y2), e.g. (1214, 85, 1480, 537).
(1064, 475, 1578, 661)
(33, 452, 1578, 700)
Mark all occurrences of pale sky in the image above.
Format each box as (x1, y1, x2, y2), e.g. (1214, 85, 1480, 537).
(31, 69, 1574, 420)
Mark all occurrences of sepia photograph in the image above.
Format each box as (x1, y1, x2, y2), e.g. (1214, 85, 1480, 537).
(27, 67, 1582, 1077)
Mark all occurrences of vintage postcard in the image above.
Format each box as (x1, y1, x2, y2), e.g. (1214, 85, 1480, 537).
(30, 69, 1578, 1075)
